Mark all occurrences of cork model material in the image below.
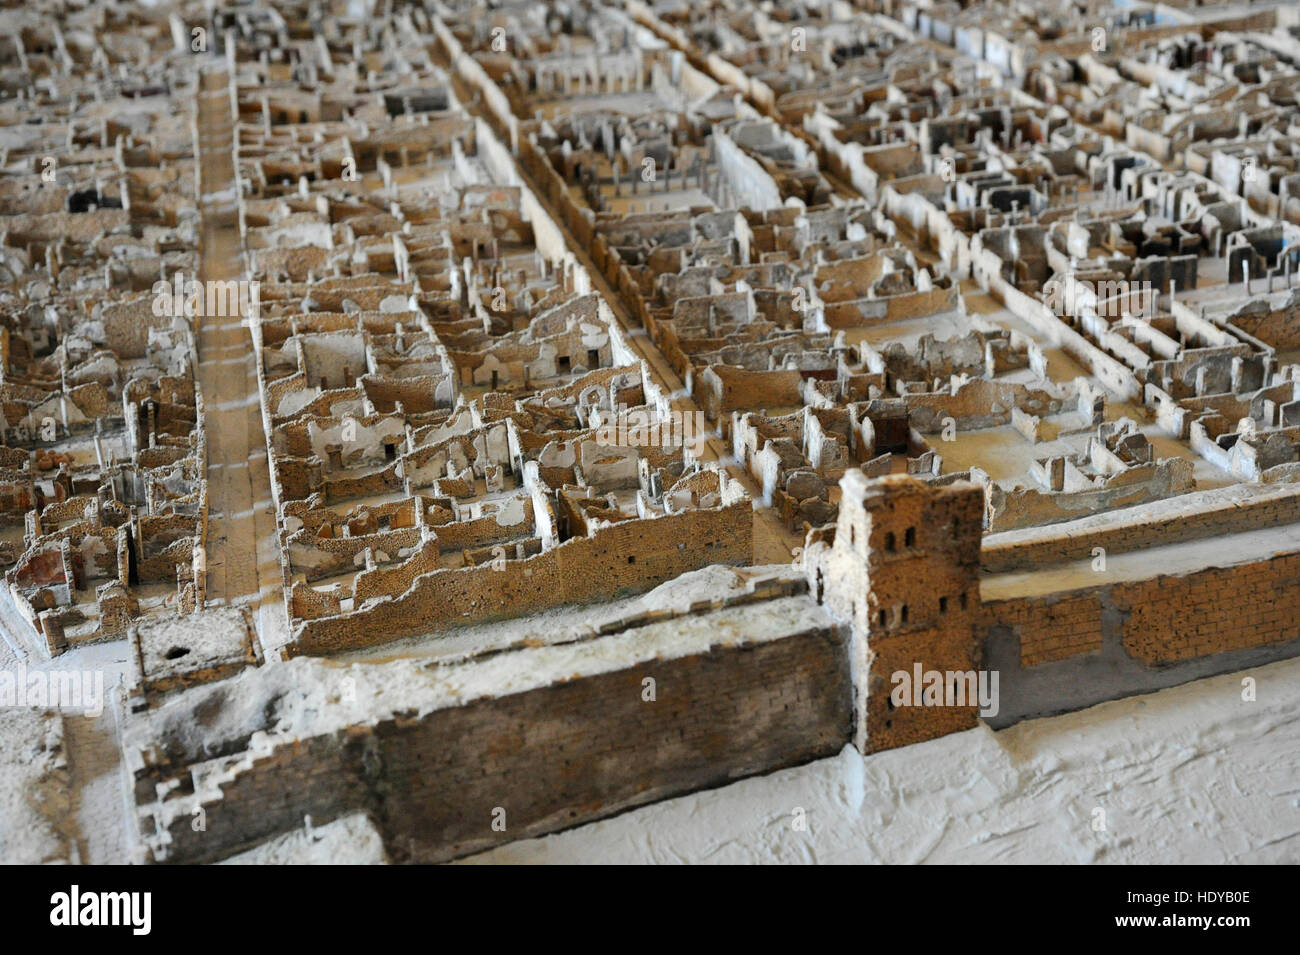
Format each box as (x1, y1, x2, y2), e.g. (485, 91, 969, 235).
(0, 0, 1298, 867)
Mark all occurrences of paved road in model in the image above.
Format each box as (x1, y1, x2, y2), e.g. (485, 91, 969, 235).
(195, 69, 287, 652)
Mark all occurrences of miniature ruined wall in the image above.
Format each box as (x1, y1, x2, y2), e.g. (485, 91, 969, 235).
(981, 550, 1300, 727)
(286, 527, 424, 582)
(822, 285, 960, 328)
(981, 483, 1300, 573)
(900, 377, 1072, 433)
(984, 456, 1195, 532)
(714, 127, 785, 211)
(1224, 292, 1300, 350)
(431, 18, 519, 149)
(696, 365, 804, 421)
(131, 608, 851, 863)
(287, 499, 752, 655)
(986, 552, 1300, 669)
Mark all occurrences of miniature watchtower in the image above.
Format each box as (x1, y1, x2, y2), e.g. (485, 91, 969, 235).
(808, 470, 984, 753)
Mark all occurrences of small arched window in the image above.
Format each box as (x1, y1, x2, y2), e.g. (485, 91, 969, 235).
(904, 527, 916, 547)
(885, 531, 896, 552)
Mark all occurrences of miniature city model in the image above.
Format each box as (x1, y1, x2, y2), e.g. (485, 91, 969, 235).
(1, 0, 1298, 865)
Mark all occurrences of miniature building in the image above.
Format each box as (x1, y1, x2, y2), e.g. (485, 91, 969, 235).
(807, 471, 984, 752)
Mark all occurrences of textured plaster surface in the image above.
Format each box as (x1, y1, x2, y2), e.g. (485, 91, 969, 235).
(463, 656, 1300, 864)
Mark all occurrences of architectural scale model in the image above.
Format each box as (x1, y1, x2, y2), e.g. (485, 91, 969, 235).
(1, 0, 1298, 865)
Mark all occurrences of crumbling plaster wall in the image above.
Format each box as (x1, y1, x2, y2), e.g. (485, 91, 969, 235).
(286, 497, 752, 655)
(130, 603, 850, 864)
(985, 456, 1195, 532)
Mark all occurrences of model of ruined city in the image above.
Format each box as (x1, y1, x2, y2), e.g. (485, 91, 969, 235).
(1, 0, 1298, 865)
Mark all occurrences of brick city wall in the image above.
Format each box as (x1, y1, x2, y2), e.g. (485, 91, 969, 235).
(988, 591, 1107, 668)
(981, 484, 1300, 574)
(983, 551, 1300, 670)
(287, 500, 752, 655)
(136, 613, 851, 863)
(1119, 555, 1300, 664)
(130, 539, 1300, 862)
(981, 549, 1300, 728)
